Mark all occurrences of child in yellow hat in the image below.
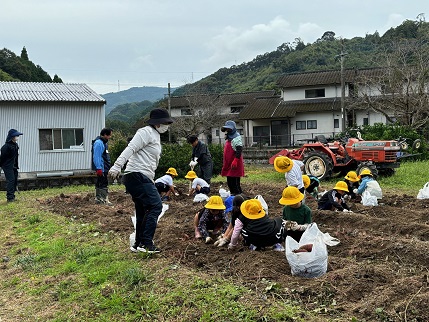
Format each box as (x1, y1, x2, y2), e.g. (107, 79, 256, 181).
(185, 170, 210, 196)
(228, 198, 285, 251)
(344, 171, 360, 201)
(154, 167, 179, 201)
(279, 186, 312, 242)
(194, 195, 229, 243)
(317, 181, 352, 212)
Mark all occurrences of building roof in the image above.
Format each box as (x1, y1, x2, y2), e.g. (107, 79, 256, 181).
(277, 67, 385, 88)
(240, 97, 342, 120)
(0, 82, 106, 103)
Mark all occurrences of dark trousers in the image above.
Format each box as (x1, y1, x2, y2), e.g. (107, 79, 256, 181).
(198, 161, 213, 184)
(95, 173, 109, 189)
(227, 176, 242, 195)
(123, 172, 162, 247)
(2, 166, 18, 201)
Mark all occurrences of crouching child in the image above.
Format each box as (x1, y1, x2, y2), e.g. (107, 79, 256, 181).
(194, 196, 229, 243)
(318, 181, 351, 212)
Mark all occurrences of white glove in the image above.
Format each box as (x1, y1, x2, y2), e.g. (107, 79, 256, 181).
(108, 164, 121, 180)
(174, 192, 179, 196)
(227, 243, 236, 250)
(193, 157, 198, 162)
(344, 194, 351, 201)
(342, 209, 350, 213)
(353, 188, 358, 194)
(205, 237, 213, 244)
(214, 237, 229, 247)
(290, 222, 309, 231)
(189, 160, 198, 168)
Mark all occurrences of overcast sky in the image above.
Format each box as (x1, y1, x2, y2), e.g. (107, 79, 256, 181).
(1, 0, 427, 94)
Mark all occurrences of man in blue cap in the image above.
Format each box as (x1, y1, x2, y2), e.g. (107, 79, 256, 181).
(0, 129, 23, 202)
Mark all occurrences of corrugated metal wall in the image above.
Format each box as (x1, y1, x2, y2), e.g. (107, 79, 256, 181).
(0, 102, 105, 173)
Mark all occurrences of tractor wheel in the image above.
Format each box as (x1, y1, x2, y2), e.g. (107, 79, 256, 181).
(412, 139, 422, 150)
(400, 141, 409, 150)
(356, 163, 378, 178)
(303, 151, 334, 180)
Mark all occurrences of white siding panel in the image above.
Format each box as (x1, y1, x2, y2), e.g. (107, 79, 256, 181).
(0, 102, 104, 173)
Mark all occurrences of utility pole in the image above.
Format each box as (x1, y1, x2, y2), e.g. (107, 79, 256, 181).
(336, 49, 348, 131)
(168, 83, 171, 142)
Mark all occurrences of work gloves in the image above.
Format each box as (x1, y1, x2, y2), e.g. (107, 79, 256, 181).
(189, 158, 198, 168)
(353, 188, 358, 194)
(214, 237, 229, 247)
(290, 222, 309, 231)
(96, 169, 103, 177)
(342, 209, 353, 213)
(108, 164, 122, 180)
(231, 158, 239, 169)
(205, 236, 213, 244)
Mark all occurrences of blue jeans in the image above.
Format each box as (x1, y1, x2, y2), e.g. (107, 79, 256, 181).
(123, 172, 162, 247)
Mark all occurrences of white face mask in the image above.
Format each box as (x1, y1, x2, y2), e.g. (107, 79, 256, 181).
(14, 136, 19, 141)
(156, 124, 169, 133)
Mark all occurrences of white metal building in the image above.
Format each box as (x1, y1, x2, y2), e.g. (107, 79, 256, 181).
(0, 82, 106, 177)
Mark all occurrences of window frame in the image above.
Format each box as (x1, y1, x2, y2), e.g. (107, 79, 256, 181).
(39, 128, 84, 152)
(307, 120, 317, 129)
(296, 121, 306, 130)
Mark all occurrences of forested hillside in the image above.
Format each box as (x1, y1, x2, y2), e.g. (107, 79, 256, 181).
(0, 47, 61, 83)
(173, 17, 429, 95)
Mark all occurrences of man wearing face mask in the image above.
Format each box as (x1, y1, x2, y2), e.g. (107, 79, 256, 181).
(108, 108, 174, 253)
(0, 129, 23, 202)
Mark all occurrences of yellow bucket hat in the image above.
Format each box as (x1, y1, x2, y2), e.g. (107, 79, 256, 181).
(334, 181, 349, 192)
(240, 199, 266, 220)
(302, 175, 310, 189)
(344, 171, 359, 182)
(205, 196, 226, 210)
(358, 169, 373, 179)
(273, 156, 294, 173)
(185, 170, 197, 179)
(166, 167, 178, 176)
(279, 186, 304, 205)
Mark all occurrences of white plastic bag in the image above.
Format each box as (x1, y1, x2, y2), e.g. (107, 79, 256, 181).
(285, 223, 339, 278)
(193, 193, 209, 203)
(417, 182, 429, 199)
(255, 195, 268, 215)
(219, 188, 230, 200)
(361, 190, 378, 206)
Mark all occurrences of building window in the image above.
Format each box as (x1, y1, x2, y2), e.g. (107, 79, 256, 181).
(215, 129, 219, 136)
(305, 88, 325, 98)
(296, 121, 306, 130)
(363, 118, 369, 126)
(253, 126, 270, 145)
(307, 120, 317, 129)
(181, 108, 192, 116)
(39, 128, 84, 151)
(334, 119, 339, 128)
(230, 106, 243, 114)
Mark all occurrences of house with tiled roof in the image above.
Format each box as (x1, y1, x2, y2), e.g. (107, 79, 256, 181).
(0, 82, 106, 178)
(239, 68, 392, 147)
(168, 90, 276, 144)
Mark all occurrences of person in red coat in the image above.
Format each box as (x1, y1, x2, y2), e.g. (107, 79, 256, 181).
(220, 120, 244, 195)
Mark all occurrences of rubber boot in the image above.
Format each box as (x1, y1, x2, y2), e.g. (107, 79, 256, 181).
(95, 188, 104, 204)
(99, 188, 113, 206)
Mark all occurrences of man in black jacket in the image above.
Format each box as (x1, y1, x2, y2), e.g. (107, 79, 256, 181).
(0, 129, 23, 202)
(187, 135, 213, 184)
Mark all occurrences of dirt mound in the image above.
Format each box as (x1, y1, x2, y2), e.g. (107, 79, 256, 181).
(38, 182, 429, 321)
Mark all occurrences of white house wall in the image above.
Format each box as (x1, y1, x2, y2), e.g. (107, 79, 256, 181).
(0, 102, 104, 173)
(281, 85, 348, 101)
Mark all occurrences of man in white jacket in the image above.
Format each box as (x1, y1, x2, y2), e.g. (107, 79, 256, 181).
(109, 108, 174, 253)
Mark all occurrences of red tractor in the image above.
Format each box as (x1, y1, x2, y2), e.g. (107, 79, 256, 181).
(269, 134, 403, 179)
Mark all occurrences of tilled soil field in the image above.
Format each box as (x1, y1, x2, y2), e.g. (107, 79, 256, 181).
(39, 181, 429, 321)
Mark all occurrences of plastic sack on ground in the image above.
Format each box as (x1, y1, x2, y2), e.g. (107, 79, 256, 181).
(219, 188, 230, 200)
(158, 203, 169, 223)
(361, 190, 378, 206)
(417, 182, 429, 199)
(255, 195, 268, 215)
(193, 193, 209, 203)
(285, 223, 339, 278)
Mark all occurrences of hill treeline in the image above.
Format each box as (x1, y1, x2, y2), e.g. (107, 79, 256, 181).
(0, 47, 61, 82)
(173, 17, 429, 95)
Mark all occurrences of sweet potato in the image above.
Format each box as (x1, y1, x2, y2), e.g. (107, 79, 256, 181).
(292, 248, 308, 253)
(299, 244, 313, 252)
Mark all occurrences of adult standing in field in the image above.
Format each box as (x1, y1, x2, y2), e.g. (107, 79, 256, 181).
(92, 128, 113, 205)
(108, 108, 174, 253)
(187, 135, 213, 184)
(220, 120, 244, 195)
(0, 129, 23, 202)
